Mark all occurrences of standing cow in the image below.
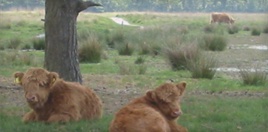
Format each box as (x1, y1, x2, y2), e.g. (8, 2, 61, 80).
(14, 67, 103, 123)
(210, 12, 235, 24)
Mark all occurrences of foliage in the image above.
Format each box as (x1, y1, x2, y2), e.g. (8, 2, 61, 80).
(186, 54, 217, 79)
(1, 0, 267, 13)
(239, 69, 267, 86)
(117, 43, 134, 56)
(135, 56, 145, 64)
(0, 50, 43, 66)
(32, 38, 45, 50)
(7, 37, 22, 49)
(263, 25, 268, 34)
(164, 44, 200, 71)
(199, 34, 227, 51)
(251, 28, 261, 36)
(79, 37, 102, 63)
(227, 25, 239, 34)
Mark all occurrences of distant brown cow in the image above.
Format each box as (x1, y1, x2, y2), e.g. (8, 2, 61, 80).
(109, 82, 188, 132)
(14, 67, 102, 123)
(210, 12, 235, 24)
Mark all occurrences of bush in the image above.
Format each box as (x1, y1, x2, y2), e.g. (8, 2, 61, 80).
(239, 69, 267, 86)
(187, 54, 217, 79)
(164, 44, 200, 71)
(243, 26, 251, 31)
(227, 25, 239, 34)
(204, 25, 216, 33)
(0, 51, 41, 66)
(106, 30, 126, 48)
(79, 37, 102, 63)
(199, 34, 227, 51)
(21, 44, 31, 50)
(263, 25, 268, 34)
(251, 28, 261, 36)
(135, 56, 145, 64)
(7, 37, 22, 49)
(117, 43, 134, 56)
(32, 38, 45, 50)
(118, 61, 147, 75)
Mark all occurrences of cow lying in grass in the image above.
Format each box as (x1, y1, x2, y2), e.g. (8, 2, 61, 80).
(109, 82, 188, 132)
(14, 67, 102, 123)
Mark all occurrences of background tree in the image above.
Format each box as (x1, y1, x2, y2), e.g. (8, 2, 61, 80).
(44, 0, 101, 83)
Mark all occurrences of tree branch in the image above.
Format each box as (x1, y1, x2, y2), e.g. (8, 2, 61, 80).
(77, 1, 102, 13)
(0, 85, 21, 90)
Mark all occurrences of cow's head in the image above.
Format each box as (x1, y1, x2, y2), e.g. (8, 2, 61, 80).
(146, 82, 186, 120)
(14, 68, 59, 109)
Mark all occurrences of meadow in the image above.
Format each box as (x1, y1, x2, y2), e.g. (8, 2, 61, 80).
(0, 10, 267, 132)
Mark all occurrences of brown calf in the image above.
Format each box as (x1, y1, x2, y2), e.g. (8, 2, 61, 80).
(14, 67, 102, 123)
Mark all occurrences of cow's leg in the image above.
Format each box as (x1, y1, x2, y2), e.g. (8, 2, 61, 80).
(47, 114, 72, 123)
(168, 121, 188, 132)
(23, 110, 37, 122)
(47, 108, 80, 123)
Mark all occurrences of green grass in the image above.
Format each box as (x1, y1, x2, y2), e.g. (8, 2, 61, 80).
(0, 114, 113, 132)
(0, 11, 268, 132)
(181, 95, 268, 132)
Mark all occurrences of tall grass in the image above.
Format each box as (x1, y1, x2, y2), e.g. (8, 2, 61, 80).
(251, 28, 261, 36)
(239, 68, 267, 86)
(117, 43, 134, 56)
(164, 43, 200, 71)
(186, 54, 217, 79)
(0, 50, 43, 66)
(199, 34, 227, 51)
(79, 36, 102, 63)
(7, 37, 22, 49)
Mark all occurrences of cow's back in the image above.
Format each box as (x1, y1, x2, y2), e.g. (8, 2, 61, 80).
(49, 80, 102, 120)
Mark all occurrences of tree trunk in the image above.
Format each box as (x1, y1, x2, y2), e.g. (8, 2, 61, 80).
(44, 0, 100, 84)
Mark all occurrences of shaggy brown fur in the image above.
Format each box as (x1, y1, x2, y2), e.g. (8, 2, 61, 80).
(210, 12, 235, 24)
(14, 67, 102, 123)
(109, 82, 188, 132)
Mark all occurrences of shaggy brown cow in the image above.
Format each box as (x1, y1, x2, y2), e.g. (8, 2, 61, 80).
(14, 67, 102, 123)
(210, 12, 235, 24)
(109, 82, 188, 132)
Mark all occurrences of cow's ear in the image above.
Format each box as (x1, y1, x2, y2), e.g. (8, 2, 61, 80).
(13, 72, 24, 85)
(47, 72, 59, 86)
(146, 90, 157, 102)
(176, 81, 186, 96)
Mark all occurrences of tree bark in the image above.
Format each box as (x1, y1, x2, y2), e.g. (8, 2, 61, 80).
(44, 0, 100, 84)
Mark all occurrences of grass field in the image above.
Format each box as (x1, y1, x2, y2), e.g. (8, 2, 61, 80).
(0, 10, 267, 132)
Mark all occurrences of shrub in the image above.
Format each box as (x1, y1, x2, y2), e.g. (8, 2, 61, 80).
(139, 43, 151, 55)
(135, 56, 145, 64)
(243, 26, 250, 31)
(199, 34, 227, 51)
(118, 61, 147, 75)
(164, 44, 200, 71)
(239, 69, 267, 86)
(117, 43, 134, 56)
(137, 64, 147, 75)
(204, 25, 216, 33)
(251, 28, 261, 36)
(21, 44, 31, 50)
(187, 54, 217, 79)
(79, 37, 102, 63)
(106, 30, 126, 48)
(0, 51, 41, 66)
(32, 38, 45, 50)
(263, 25, 268, 34)
(227, 25, 239, 34)
(7, 37, 22, 49)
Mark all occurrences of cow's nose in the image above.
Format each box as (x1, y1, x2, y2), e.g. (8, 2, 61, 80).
(171, 110, 182, 117)
(27, 95, 37, 102)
